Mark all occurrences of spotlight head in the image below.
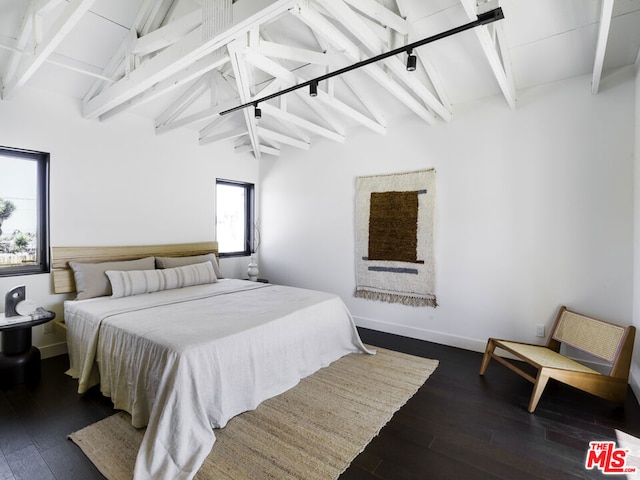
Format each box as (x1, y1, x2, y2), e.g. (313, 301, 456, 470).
(406, 52, 417, 72)
(310, 81, 318, 97)
(254, 105, 261, 119)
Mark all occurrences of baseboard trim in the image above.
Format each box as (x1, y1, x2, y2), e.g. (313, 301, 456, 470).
(353, 315, 488, 353)
(353, 315, 625, 377)
(39, 341, 67, 359)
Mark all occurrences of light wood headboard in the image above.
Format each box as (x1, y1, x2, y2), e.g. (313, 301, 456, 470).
(52, 242, 219, 294)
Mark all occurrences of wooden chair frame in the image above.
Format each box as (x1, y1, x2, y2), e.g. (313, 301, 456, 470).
(479, 306, 636, 413)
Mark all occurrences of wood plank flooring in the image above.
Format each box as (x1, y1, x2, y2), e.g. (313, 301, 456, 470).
(1, 327, 639, 479)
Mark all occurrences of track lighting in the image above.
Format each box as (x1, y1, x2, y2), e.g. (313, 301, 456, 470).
(406, 49, 417, 71)
(219, 8, 504, 118)
(254, 104, 261, 119)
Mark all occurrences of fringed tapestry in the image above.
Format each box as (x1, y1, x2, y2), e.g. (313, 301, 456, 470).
(355, 169, 436, 307)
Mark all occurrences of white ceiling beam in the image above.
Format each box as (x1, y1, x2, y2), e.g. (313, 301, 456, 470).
(261, 103, 346, 143)
(0, 38, 116, 83)
(132, 9, 202, 57)
(235, 143, 281, 156)
(138, 0, 175, 36)
(354, 13, 390, 45)
(315, 88, 386, 134)
(592, 0, 614, 94)
(259, 145, 281, 156)
(156, 97, 239, 134)
(3, 0, 98, 98)
(100, 52, 229, 121)
(317, 0, 383, 55)
(292, 4, 436, 125)
(46, 52, 116, 83)
(83, 28, 136, 104)
(244, 48, 349, 135)
(257, 127, 311, 150)
(35, 0, 64, 15)
(343, 0, 408, 35)
(340, 73, 386, 127)
(82, 0, 297, 120)
(318, 0, 450, 122)
(156, 73, 212, 129)
(199, 126, 247, 146)
(227, 38, 261, 159)
(257, 40, 333, 65)
(460, 0, 516, 109)
(395, 0, 451, 113)
(3, 2, 38, 91)
(198, 110, 235, 138)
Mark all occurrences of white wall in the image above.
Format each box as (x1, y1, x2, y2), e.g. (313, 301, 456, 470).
(632, 58, 640, 399)
(260, 71, 636, 357)
(0, 86, 258, 357)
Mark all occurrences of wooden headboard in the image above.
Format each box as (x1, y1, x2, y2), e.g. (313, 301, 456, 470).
(52, 242, 219, 294)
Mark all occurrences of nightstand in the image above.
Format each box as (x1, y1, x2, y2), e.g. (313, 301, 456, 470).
(0, 308, 56, 388)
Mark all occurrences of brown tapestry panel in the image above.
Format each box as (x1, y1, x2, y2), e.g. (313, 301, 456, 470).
(368, 191, 419, 263)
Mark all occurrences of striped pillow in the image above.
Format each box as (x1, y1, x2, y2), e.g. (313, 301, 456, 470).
(106, 261, 217, 298)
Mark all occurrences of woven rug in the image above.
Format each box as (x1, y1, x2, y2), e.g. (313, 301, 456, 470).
(355, 169, 437, 307)
(69, 347, 437, 480)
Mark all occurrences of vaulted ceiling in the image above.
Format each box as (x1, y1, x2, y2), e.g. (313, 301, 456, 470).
(1, 0, 639, 158)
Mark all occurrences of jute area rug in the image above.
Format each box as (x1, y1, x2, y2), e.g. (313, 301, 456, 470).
(69, 347, 438, 480)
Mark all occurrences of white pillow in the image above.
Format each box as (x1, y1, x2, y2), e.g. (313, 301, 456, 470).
(155, 253, 223, 279)
(106, 261, 217, 298)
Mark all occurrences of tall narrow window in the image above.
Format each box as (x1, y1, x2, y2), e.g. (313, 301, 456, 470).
(216, 179, 254, 257)
(0, 147, 50, 276)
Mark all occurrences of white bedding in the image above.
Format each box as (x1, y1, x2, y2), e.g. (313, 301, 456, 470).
(65, 279, 371, 480)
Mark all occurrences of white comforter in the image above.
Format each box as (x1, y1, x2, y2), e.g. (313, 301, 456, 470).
(65, 279, 371, 480)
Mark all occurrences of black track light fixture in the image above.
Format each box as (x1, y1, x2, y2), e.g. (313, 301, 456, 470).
(406, 49, 417, 71)
(220, 8, 505, 118)
(254, 104, 261, 119)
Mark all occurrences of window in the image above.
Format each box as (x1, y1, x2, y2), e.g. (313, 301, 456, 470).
(0, 146, 50, 276)
(216, 179, 255, 257)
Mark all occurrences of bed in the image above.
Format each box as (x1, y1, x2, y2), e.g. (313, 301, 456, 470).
(52, 242, 372, 480)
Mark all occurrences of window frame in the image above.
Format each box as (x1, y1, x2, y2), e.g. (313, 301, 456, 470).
(0, 146, 50, 277)
(215, 178, 255, 258)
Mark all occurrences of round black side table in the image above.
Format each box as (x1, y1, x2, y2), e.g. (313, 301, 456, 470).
(0, 310, 55, 388)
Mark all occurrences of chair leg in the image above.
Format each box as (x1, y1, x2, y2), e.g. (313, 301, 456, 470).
(528, 369, 550, 413)
(479, 338, 496, 375)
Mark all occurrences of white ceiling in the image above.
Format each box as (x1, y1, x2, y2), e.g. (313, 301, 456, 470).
(1, 0, 639, 158)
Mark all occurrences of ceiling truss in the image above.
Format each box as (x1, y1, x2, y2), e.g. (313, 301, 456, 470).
(0, 0, 622, 158)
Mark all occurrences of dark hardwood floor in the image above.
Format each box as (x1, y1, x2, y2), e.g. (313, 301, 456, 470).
(1, 328, 639, 479)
